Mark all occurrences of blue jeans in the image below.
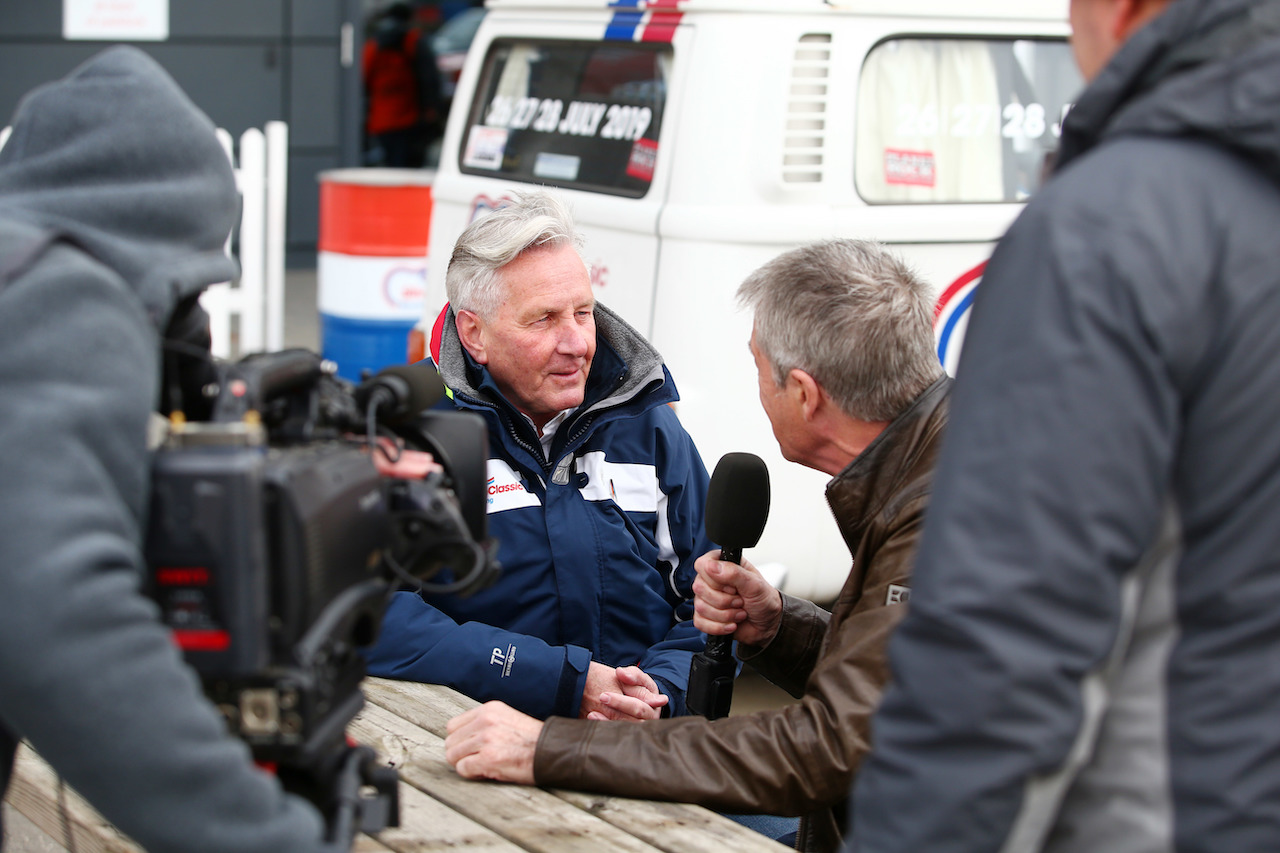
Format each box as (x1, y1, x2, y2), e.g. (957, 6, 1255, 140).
(724, 812, 800, 845)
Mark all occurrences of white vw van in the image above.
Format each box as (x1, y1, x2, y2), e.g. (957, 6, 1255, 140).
(413, 0, 1082, 602)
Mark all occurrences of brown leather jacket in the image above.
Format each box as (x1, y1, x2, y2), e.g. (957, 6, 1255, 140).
(534, 376, 951, 852)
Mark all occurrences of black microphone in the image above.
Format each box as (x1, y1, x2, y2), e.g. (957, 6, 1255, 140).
(356, 363, 446, 425)
(686, 452, 770, 719)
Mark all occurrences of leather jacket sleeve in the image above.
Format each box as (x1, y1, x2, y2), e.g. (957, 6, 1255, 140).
(737, 592, 830, 698)
(533, 505, 921, 817)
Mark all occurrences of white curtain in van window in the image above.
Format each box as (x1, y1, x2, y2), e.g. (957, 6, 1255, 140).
(856, 40, 1003, 203)
(494, 45, 537, 104)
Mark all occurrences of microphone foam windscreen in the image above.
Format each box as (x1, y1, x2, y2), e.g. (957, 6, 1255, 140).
(705, 452, 771, 548)
(378, 362, 446, 415)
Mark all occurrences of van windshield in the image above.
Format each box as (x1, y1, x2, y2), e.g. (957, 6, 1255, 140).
(459, 39, 671, 197)
(856, 37, 1082, 204)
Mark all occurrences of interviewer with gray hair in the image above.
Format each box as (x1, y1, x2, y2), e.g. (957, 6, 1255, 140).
(740, 238, 941, 424)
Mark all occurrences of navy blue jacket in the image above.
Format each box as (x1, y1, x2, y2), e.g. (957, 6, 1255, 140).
(365, 303, 713, 718)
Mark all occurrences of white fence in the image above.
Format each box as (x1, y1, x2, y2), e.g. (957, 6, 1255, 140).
(208, 121, 288, 358)
(0, 121, 287, 359)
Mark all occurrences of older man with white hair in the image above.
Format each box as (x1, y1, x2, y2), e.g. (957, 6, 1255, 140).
(366, 190, 714, 721)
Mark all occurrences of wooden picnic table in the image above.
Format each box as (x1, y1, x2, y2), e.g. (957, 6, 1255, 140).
(4, 677, 791, 852)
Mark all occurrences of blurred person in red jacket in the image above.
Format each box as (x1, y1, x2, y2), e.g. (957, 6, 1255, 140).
(362, 2, 443, 168)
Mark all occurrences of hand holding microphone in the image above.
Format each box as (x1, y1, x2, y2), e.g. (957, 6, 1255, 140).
(686, 452, 770, 719)
(693, 553, 783, 648)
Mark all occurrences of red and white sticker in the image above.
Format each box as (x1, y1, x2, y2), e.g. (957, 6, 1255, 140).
(463, 126, 508, 170)
(884, 148, 936, 188)
(626, 138, 659, 182)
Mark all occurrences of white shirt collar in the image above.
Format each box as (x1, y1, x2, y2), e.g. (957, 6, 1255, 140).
(527, 408, 573, 457)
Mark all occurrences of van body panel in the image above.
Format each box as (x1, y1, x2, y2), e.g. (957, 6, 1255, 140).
(423, 0, 1081, 601)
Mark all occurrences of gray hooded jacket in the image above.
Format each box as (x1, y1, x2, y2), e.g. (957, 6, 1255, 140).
(0, 47, 330, 851)
(850, 1, 1280, 851)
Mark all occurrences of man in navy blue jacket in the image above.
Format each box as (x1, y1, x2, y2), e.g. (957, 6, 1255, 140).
(366, 190, 713, 720)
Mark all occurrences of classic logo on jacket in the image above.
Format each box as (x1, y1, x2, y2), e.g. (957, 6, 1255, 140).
(485, 459, 541, 513)
(886, 584, 912, 605)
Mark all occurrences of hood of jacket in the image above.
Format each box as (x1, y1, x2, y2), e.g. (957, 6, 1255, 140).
(1056, 0, 1280, 182)
(433, 300, 675, 430)
(0, 46, 238, 333)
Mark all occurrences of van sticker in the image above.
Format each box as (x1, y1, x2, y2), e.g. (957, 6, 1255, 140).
(534, 152, 581, 182)
(884, 148, 936, 187)
(463, 126, 508, 170)
(559, 101, 609, 136)
(602, 105, 652, 141)
(470, 194, 513, 223)
(893, 102, 1075, 141)
(626, 139, 658, 182)
(605, 2, 683, 43)
(934, 261, 986, 376)
(484, 96, 652, 143)
(590, 260, 610, 289)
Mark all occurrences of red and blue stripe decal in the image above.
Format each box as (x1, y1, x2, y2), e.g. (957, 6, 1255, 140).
(934, 261, 985, 376)
(606, 0, 683, 42)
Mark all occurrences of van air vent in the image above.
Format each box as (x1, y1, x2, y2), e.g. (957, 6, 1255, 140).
(783, 33, 832, 184)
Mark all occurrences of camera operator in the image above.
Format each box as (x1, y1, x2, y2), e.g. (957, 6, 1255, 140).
(0, 47, 334, 851)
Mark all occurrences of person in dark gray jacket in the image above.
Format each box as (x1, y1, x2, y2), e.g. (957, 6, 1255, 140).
(0, 48, 334, 851)
(848, 0, 1280, 851)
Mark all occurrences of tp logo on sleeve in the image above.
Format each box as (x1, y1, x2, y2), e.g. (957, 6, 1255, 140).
(489, 643, 517, 677)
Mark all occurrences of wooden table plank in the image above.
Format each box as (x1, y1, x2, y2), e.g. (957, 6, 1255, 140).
(359, 781, 520, 853)
(363, 677, 475, 733)
(7, 744, 402, 853)
(7, 743, 399, 853)
(6, 679, 790, 853)
(351, 701, 664, 853)
(553, 790, 790, 853)
(8, 744, 141, 853)
(360, 678, 791, 853)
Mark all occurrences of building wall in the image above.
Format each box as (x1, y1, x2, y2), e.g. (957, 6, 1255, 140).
(0, 0, 364, 266)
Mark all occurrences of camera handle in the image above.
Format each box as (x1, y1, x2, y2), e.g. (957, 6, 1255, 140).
(324, 743, 400, 844)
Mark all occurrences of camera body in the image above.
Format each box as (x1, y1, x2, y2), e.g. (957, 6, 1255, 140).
(148, 429, 389, 758)
(145, 348, 497, 841)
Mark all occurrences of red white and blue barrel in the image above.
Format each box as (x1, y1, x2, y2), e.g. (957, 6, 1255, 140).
(317, 168, 433, 380)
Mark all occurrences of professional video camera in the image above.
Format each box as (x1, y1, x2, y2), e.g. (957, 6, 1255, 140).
(145, 346, 499, 845)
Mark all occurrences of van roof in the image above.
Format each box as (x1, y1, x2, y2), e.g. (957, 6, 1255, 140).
(484, 0, 1069, 22)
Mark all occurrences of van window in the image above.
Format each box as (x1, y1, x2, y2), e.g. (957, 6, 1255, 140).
(459, 39, 672, 198)
(856, 38, 1081, 204)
